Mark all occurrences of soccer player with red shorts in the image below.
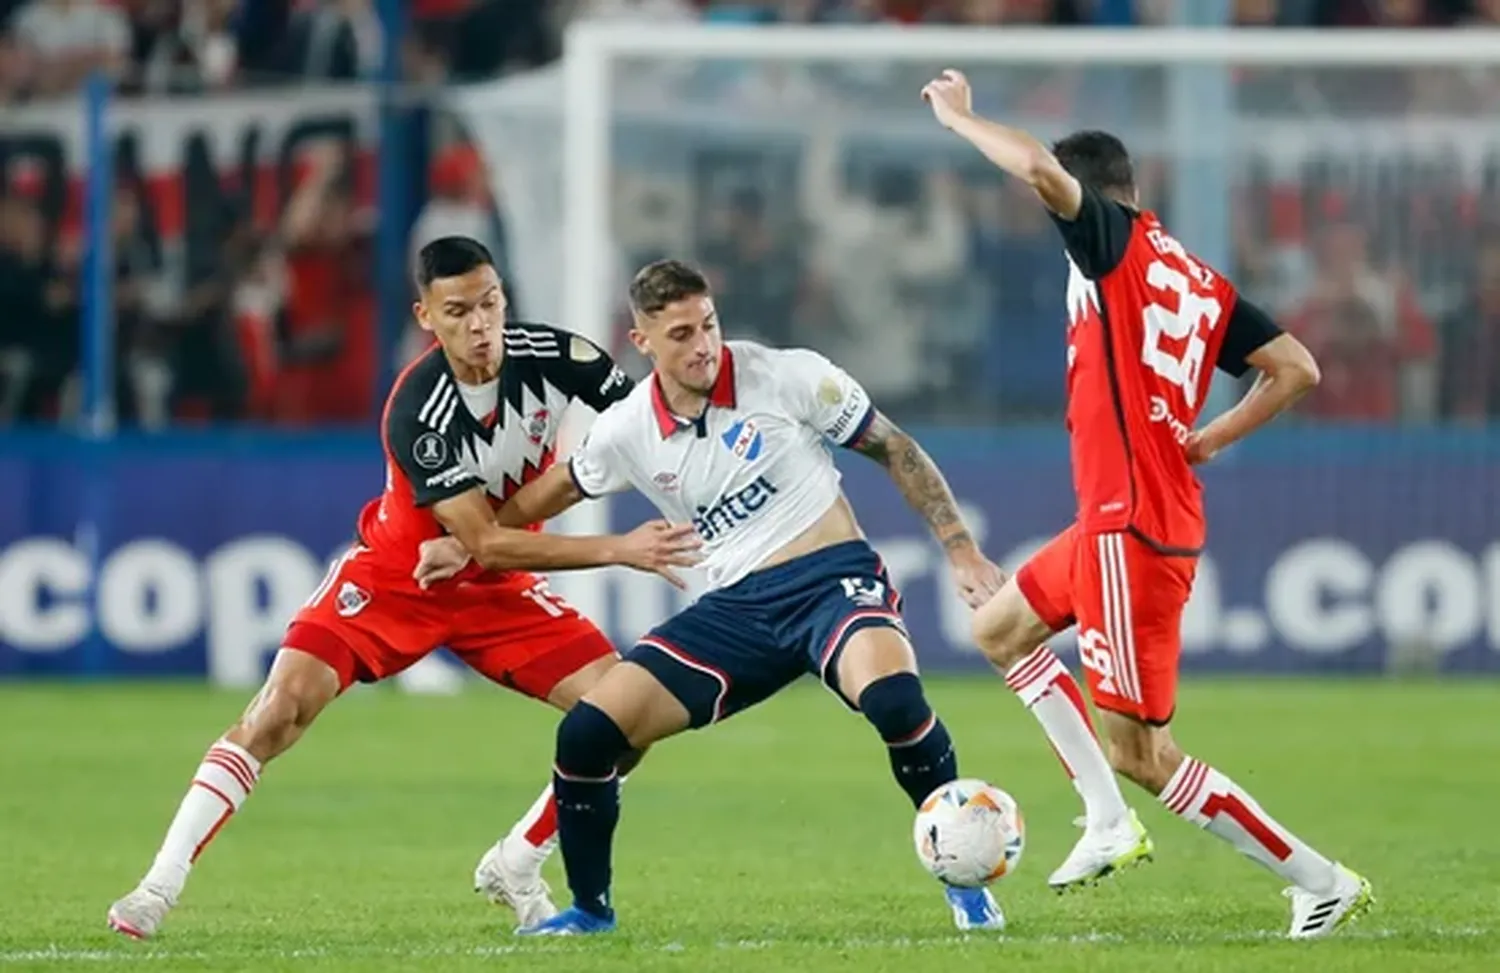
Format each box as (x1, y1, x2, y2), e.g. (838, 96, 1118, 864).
(923, 71, 1372, 938)
(106, 237, 699, 940)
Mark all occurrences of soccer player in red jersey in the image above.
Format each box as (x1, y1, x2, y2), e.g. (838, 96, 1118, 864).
(106, 237, 700, 940)
(923, 70, 1372, 938)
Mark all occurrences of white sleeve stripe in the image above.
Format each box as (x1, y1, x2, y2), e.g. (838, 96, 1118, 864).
(504, 334, 560, 349)
(436, 393, 459, 435)
(424, 381, 457, 431)
(417, 374, 452, 425)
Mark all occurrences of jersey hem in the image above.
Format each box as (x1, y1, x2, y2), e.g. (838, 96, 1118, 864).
(1125, 525, 1202, 558)
(710, 496, 848, 591)
(1075, 523, 1202, 559)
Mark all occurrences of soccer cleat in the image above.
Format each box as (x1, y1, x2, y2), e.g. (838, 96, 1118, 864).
(516, 905, 617, 936)
(1285, 864, 1374, 939)
(1047, 810, 1153, 891)
(473, 841, 558, 929)
(106, 886, 175, 940)
(944, 884, 1005, 931)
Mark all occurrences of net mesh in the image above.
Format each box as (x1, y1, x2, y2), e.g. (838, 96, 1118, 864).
(463, 55, 1500, 427)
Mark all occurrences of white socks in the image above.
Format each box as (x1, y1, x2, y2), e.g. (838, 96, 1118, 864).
(1005, 646, 1130, 830)
(1162, 756, 1339, 895)
(500, 775, 632, 872)
(501, 782, 559, 873)
(142, 739, 262, 900)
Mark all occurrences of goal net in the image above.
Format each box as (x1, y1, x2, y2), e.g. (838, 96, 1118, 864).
(461, 27, 1500, 414)
(454, 28, 1500, 667)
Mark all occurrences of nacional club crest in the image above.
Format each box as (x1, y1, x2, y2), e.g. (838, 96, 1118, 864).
(721, 418, 763, 462)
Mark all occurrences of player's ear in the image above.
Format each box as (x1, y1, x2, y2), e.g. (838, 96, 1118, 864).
(627, 322, 652, 359)
(413, 299, 434, 334)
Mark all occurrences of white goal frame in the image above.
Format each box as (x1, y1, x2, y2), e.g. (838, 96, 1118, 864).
(560, 24, 1500, 351)
(549, 24, 1500, 626)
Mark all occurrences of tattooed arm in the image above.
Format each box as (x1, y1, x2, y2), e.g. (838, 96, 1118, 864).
(849, 411, 1006, 607)
(778, 346, 1005, 607)
(849, 411, 971, 552)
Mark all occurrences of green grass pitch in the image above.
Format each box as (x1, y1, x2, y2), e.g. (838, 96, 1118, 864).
(0, 677, 1495, 972)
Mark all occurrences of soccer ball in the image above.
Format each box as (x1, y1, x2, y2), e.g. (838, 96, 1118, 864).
(913, 779, 1025, 887)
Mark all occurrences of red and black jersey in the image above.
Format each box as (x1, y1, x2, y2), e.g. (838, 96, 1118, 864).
(356, 322, 633, 580)
(1050, 186, 1282, 554)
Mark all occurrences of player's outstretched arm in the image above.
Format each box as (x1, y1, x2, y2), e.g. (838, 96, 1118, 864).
(1187, 333, 1321, 465)
(414, 467, 597, 585)
(850, 411, 1006, 608)
(495, 465, 588, 529)
(427, 486, 700, 583)
(922, 69, 1082, 219)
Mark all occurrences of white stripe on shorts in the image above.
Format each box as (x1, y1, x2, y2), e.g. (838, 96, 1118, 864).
(1097, 533, 1142, 704)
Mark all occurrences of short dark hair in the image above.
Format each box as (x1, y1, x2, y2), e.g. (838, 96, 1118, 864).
(628, 259, 710, 315)
(1052, 130, 1135, 198)
(415, 236, 494, 290)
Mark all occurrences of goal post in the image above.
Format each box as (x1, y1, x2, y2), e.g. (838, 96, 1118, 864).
(558, 23, 1500, 355)
(456, 25, 1500, 651)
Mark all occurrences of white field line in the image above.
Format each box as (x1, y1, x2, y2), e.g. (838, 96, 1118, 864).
(0, 926, 1490, 963)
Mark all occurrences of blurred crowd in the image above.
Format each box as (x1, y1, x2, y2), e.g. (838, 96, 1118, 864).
(1, 0, 1499, 429)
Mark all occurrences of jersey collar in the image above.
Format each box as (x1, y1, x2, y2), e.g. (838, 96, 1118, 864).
(436, 346, 503, 441)
(650, 346, 736, 438)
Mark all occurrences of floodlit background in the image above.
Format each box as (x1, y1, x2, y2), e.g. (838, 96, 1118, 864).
(1, 3, 1498, 970)
(3, 1, 1499, 682)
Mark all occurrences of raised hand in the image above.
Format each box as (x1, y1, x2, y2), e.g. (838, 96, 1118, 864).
(922, 69, 974, 130)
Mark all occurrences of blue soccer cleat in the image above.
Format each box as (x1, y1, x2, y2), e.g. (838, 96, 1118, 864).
(944, 884, 1006, 931)
(516, 905, 617, 937)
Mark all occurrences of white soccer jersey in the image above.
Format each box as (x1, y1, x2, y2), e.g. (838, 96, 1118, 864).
(568, 340, 875, 590)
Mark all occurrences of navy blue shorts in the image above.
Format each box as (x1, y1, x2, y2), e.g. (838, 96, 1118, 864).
(624, 540, 906, 728)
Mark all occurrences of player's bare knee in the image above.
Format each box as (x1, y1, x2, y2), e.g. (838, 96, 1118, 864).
(583, 662, 688, 748)
(230, 690, 300, 760)
(835, 628, 917, 703)
(971, 584, 1047, 670)
(546, 654, 620, 712)
(233, 675, 329, 760)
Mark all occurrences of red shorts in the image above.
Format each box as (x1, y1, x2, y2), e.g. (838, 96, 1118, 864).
(1016, 525, 1197, 725)
(282, 545, 615, 699)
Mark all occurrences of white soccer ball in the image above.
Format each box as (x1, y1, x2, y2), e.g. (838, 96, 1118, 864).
(913, 779, 1025, 887)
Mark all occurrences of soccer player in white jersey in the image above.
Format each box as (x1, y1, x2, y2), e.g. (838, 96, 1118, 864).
(417, 259, 1010, 935)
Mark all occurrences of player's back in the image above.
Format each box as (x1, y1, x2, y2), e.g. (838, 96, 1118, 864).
(1054, 186, 1240, 554)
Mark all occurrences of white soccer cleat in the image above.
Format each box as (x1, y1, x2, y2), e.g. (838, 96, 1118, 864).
(1047, 810, 1154, 890)
(1285, 863, 1373, 939)
(106, 886, 175, 940)
(474, 840, 558, 929)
